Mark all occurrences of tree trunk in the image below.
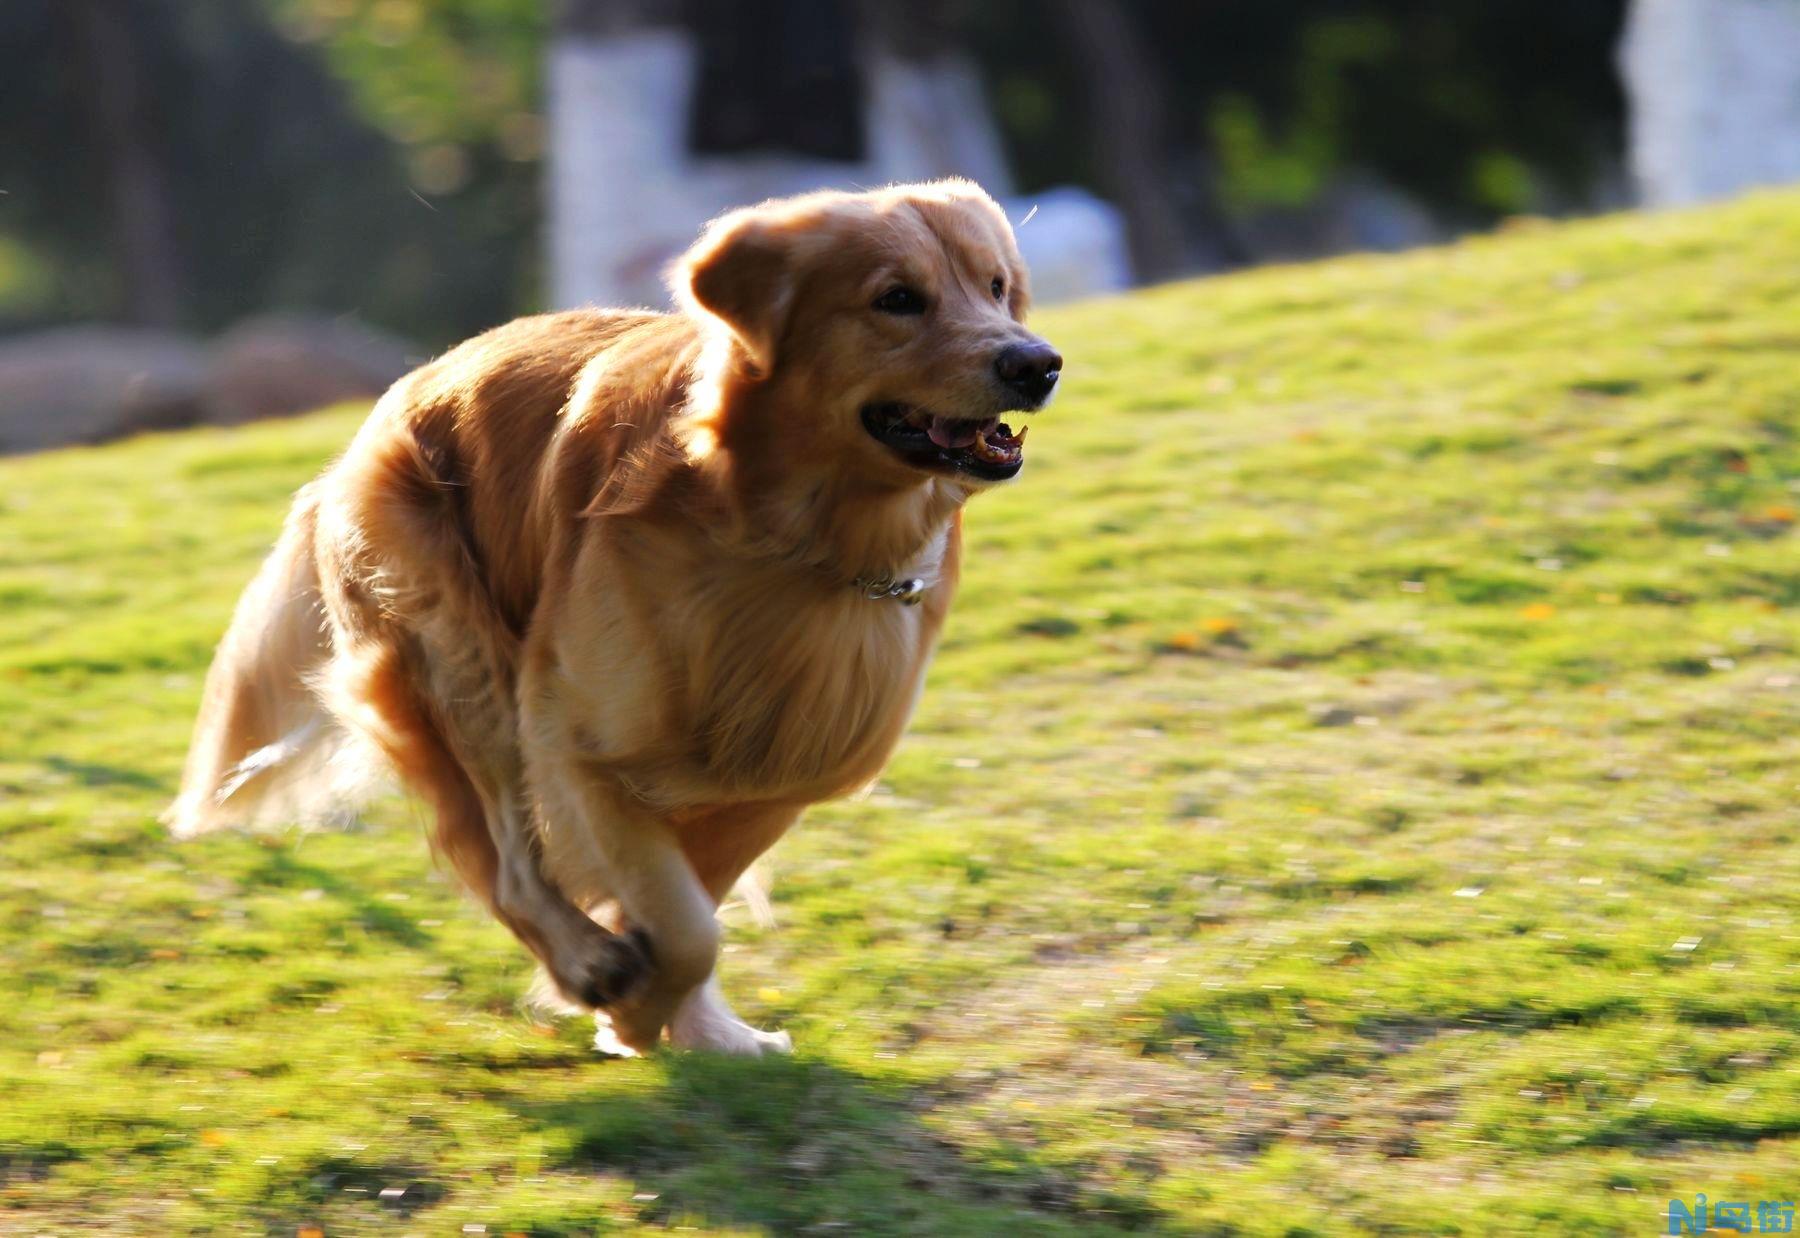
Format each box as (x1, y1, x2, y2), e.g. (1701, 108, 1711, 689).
(1049, 0, 1189, 281)
(67, 0, 185, 328)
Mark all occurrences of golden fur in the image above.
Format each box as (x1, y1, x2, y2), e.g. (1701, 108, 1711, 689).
(170, 180, 1059, 1055)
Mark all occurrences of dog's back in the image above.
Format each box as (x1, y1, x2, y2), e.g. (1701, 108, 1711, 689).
(167, 308, 691, 837)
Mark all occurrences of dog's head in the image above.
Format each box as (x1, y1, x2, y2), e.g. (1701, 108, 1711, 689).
(675, 180, 1060, 487)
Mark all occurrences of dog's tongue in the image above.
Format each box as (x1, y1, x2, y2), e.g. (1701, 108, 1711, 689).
(927, 416, 979, 450)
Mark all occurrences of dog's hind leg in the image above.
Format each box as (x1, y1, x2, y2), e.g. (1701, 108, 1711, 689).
(314, 429, 650, 1009)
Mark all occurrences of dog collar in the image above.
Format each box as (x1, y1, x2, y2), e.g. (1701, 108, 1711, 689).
(853, 574, 927, 606)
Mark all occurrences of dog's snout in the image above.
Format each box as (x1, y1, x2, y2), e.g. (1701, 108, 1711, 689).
(994, 341, 1062, 405)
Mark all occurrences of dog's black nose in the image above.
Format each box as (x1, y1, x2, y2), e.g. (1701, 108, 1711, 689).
(994, 341, 1062, 405)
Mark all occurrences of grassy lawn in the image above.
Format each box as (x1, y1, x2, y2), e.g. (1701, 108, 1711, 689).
(4, 191, 1800, 1235)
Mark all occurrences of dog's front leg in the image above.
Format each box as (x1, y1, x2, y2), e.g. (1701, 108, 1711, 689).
(531, 765, 721, 1054)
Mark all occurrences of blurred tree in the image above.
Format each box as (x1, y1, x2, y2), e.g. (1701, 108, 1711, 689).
(0, 0, 540, 344)
(0, 0, 1629, 340)
(968, 0, 1628, 271)
(65, 0, 186, 328)
(1048, 0, 1193, 279)
(265, 0, 546, 184)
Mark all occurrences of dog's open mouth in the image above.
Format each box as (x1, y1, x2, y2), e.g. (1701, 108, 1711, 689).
(860, 402, 1028, 480)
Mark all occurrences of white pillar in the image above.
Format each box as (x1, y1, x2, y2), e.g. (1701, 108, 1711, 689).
(1621, 0, 1800, 205)
(546, 30, 1021, 311)
(546, 28, 699, 310)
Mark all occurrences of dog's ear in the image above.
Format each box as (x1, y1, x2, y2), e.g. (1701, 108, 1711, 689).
(675, 209, 796, 377)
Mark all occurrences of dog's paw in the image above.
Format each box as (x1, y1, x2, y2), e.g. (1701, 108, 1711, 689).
(561, 926, 654, 1010)
(736, 1025, 793, 1057)
(679, 1022, 793, 1057)
(669, 1013, 793, 1057)
(591, 1011, 642, 1058)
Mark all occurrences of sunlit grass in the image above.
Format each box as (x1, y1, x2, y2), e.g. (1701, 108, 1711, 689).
(3, 191, 1799, 1233)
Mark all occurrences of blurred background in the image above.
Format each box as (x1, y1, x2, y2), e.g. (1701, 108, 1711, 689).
(2, 0, 1798, 452)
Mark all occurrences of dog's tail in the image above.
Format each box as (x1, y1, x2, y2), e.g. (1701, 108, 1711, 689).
(167, 486, 363, 836)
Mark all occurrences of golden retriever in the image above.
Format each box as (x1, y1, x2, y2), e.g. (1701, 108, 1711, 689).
(169, 180, 1061, 1055)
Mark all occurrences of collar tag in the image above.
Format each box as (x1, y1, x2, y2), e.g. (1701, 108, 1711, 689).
(856, 575, 927, 606)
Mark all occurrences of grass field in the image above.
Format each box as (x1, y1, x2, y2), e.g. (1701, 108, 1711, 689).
(4, 191, 1800, 1235)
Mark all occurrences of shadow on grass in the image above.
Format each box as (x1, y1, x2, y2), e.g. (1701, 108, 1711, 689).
(41, 755, 167, 791)
(499, 1051, 1150, 1235)
(243, 847, 435, 948)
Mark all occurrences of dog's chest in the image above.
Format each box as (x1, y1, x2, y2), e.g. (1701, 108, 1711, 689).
(679, 589, 936, 797)
(560, 522, 956, 804)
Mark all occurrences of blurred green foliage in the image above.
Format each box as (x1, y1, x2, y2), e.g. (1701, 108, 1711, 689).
(1, 0, 1626, 344)
(265, 0, 546, 164)
(0, 0, 543, 344)
(977, 1, 1624, 231)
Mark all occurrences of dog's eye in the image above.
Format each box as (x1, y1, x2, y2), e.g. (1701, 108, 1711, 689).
(991, 277, 1005, 300)
(873, 286, 926, 315)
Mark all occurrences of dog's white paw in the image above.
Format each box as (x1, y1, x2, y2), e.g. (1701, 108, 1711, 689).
(591, 1011, 641, 1058)
(667, 978, 793, 1056)
(755, 1026, 795, 1055)
(671, 1018, 793, 1057)
(592, 1007, 789, 1056)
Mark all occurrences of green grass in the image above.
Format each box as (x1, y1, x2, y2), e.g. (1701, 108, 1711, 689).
(5, 192, 1800, 1234)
